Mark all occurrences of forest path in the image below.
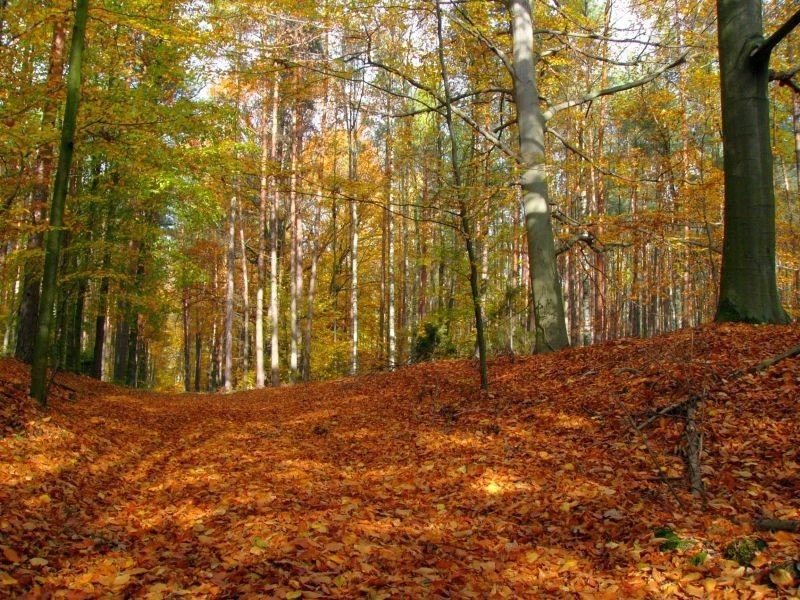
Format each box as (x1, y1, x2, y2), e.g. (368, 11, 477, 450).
(1, 323, 799, 597)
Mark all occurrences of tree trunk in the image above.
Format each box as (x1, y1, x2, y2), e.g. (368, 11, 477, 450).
(223, 195, 235, 392)
(238, 200, 249, 381)
(183, 293, 191, 392)
(194, 329, 202, 392)
(714, 0, 789, 323)
(348, 103, 359, 376)
(30, 0, 89, 404)
(16, 17, 66, 365)
(507, 0, 570, 352)
(269, 74, 281, 387)
(289, 98, 301, 382)
(435, 0, 488, 389)
(255, 82, 269, 388)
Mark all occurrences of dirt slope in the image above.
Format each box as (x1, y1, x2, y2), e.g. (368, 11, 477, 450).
(1, 323, 799, 598)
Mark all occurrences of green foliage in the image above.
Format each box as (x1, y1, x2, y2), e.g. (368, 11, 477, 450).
(723, 538, 766, 566)
(653, 526, 692, 552)
(412, 322, 455, 362)
(689, 551, 708, 566)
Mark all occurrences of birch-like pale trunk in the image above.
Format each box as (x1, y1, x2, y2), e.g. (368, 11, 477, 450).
(269, 75, 281, 387)
(289, 98, 303, 382)
(238, 199, 249, 378)
(347, 99, 359, 376)
(223, 196, 235, 392)
(385, 129, 396, 370)
(255, 85, 269, 388)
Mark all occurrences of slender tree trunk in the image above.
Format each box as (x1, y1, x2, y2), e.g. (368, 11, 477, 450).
(269, 75, 281, 387)
(194, 329, 202, 392)
(238, 202, 250, 378)
(347, 106, 359, 376)
(16, 17, 66, 365)
(69, 273, 86, 372)
(30, 0, 89, 404)
(303, 200, 321, 381)
(714, 0, 789, 323)
(223, 195, 235, 392)
(435, 0, 488, 389)
(255, 83, 269, 388)
(289, 98, 301, 382)
(91, 199, 113, 380)
(183, 293, 191, 392)
(387, 147, 396, 370)
(114, 301, 129, 382)
(507, 0, 570, 352)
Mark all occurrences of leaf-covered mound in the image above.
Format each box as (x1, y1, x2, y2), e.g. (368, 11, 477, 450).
(1, 323, 799, 598)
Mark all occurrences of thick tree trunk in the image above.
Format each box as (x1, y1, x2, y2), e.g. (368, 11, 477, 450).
(507, 0, 570, 353)
(714, 0, 789, 323)
(30, 1, 89, 404)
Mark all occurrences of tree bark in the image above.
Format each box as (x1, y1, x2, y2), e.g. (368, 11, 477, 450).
(16, 17, 66, 364)
(255, 82, 269, 388)
(30, 0, 89, 404)
(714, 0, 789, 323)
(223, 195, 235, 392)
(435, 0, 488, 389)
(182, 292, 191, 392)
(269, 74, 281, 387)
(507, 0, 570, 353)
(238, 198, 249, 379)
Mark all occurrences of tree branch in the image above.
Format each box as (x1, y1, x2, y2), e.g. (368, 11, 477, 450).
(770, 64, 800, 94)
(750, 7, 800, 63)
(366, 57, 522, 162)
(542, 50, 689, 121)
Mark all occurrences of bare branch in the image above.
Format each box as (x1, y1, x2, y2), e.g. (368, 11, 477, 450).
(542, 50, 689, 120)
(366, 57, 522, 162)
(547, 128, 663, 183)
(556, 231, 602, 255)
(450, 11, 514, 75)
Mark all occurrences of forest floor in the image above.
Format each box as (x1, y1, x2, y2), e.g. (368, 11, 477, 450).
(1, 324, 799, 599)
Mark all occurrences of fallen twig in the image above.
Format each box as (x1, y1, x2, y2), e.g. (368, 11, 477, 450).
(728, 343, 800, 381)
(755, 519, 800, 532)
(615, 396, 687, 511)
(637, 395, 698, 431)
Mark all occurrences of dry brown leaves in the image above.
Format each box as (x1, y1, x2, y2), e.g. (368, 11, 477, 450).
(0, 323, 799, 598)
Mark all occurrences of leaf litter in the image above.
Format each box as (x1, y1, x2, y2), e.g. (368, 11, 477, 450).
(1, 323, 799, 598)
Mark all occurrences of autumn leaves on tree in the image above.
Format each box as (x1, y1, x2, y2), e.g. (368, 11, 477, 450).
(0, 0, 799, 401)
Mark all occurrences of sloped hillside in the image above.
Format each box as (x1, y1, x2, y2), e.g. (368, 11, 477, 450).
(1, 323, 799, 598)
